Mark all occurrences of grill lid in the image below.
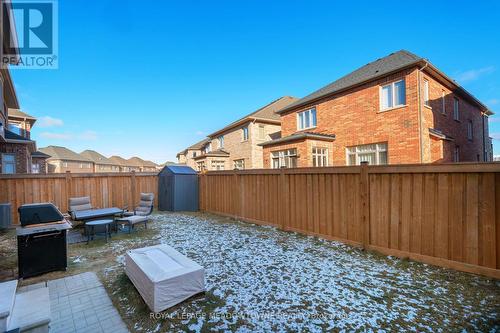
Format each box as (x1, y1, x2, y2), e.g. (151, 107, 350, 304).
(18, 203, 64, 226)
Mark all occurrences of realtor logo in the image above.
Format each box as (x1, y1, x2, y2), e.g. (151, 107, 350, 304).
(1, 0, 58, 69)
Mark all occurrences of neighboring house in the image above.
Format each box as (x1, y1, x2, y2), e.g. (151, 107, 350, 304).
(108, 156, 135, 172)
(176, 138, 210, 170)
(31, 150, 50, 174)
(127, 157, 158, 172)
(261, 50, 493, 168)
(39, 146, 94, 173)
(80, 150, 120, 172)
(188, 96, 298, 171)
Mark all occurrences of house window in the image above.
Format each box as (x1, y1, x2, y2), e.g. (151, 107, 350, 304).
(346, 143, 388, 165)
(211, 160, 225, 170)
(441, 91, 446, 114)
(297, 108, 317, 130)
(380, 79, 406, 110)
(258, 125, 265, 140)
(454, 146, 460, 162)
(1, 154, 16, 174)
(271, 149, 297, 169)
(62, 162, 68, 167)
(205, 143, 212, 154)
(192, 151, 197, 158)
(218, 136, 224, 149)
(467, 120, 473, 141)
(197, 161, 205, 171)
(233, 159, 245, 170)
(312, 147, 328, 167)
(423, 80, 430, 107)
(31, 163, 40, 174)
(8, 123, 22, 136)
(242, 126, 249, 141)
(453, 97, 459, 120)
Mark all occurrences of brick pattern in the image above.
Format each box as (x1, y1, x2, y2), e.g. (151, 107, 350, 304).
(267, 66, 489, 168)
(421, 73, 487, 162)
(0, 142, 30, 173)
(32, 156, 48, 174)
(263, 139, 334, 168)
(188, 121, 281, 171)
(47, 160, 94, 173)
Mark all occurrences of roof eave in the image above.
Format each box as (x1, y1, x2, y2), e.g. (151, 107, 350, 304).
(277, 60, 422, 115)
(423, 63, 494, 116)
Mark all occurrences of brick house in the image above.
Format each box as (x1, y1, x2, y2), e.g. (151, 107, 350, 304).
(0, 76, 47, 174)
(261, 50, 493, 168)
(176, 138, 210, 170)
(80, 150, 121, 172)
(182, 96, 298, 171)
(127, 157, 158, 172)
(39, 146, 94, 173)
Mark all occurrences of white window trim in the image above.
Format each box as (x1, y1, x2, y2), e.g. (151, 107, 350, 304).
(453, 97, 460, 121)
(233, 159, 245, 170)
(242, 126, 249, 141)
(346, 143, 388, 166)
(441, 90, 446, 115)
(379, 79, 406, 111)
(467, 120, 473, 141)
(454, 146, 460, 162)
(2, 153, 16, 174)
(297, 108, 317, 131)
(423, 80, 430, 107)
(312, 147, 328, 167)
(271, 149, 298, 169)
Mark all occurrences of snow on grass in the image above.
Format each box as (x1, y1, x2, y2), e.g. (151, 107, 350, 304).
(54, 212, 499, 332)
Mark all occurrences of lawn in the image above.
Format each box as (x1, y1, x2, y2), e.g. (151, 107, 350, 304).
(1, 212, 499, 332)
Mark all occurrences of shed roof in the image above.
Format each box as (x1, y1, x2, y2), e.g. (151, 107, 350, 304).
(161, 165, 197, 175)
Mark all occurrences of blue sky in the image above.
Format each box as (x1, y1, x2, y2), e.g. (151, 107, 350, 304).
(10, 0, 500, 163)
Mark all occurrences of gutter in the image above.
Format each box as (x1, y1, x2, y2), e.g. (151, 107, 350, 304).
(417, 61, 428, 163)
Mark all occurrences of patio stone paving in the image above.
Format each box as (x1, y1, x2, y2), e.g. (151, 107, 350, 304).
(19, 272, 129, 333)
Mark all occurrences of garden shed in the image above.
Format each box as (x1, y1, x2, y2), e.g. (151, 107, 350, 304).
(158, 165, 199, 212)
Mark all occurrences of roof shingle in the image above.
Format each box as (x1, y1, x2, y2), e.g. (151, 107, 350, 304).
(39, 146, 92, 162)
(278, 50, 423, 114)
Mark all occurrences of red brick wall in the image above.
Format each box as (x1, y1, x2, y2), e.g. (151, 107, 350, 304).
(0, 143, 30, 173)
(280, 68, 421, 165)
(421, 72, 486, 162)
(263, 139, 334, 168)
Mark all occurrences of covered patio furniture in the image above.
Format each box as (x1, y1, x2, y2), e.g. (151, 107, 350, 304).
(125, 244, 205, 312)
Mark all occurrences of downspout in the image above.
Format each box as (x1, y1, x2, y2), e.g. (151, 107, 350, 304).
(417, 62, 428, 163)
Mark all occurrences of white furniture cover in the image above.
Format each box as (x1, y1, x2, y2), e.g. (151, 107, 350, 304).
(125, 244, 205, 312)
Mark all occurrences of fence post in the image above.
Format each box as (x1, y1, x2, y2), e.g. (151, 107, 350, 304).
(360, 161, 370, 249)
(280, 168, 288, 231)
(65, 171, 72, 211)
(131, 170, 136, 207)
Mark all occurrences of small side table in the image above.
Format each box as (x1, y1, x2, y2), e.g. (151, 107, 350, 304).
(85, 219, 114, 244)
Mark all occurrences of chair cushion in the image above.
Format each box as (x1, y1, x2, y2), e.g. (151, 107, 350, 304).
(69, 197, 92, 212)
(118, 215, 149, 224)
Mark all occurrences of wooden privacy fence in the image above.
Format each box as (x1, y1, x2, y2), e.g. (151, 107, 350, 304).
(0, 171, 158, 224)
(199, 163, 500, 279)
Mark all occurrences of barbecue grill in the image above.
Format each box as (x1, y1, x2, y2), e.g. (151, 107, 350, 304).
(17, 203, 72, 278)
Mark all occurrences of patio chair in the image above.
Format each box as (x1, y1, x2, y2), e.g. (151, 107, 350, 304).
(117, 193, 154, 233)
(123, 193, 154, 217)
(68, 196, 93, 221)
